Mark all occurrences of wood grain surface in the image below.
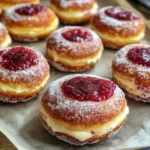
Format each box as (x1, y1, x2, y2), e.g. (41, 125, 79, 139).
(0, 132, 17, 150)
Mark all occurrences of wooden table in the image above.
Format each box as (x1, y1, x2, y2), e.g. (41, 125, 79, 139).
(0, 132, 17, 150)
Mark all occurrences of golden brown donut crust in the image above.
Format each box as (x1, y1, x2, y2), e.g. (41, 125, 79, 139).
(112, 64, 150, 90)
(91, 6, 145, 48)
(0, 0, 39, 10)
(50, 0, 95, 11)
(50, 0, 97, 24)
(47, 44, 102, 59)
(47, 52, 99, 72)
(41, 75, 126, 126)
(91, 15, 145, 38)
(0, 46, 50, 102)
(0, 0, 39, 4)
(0, 82, 46, 103)
(0, 49, 49, 87)
(112, 74, 150, 102)
(1, 3, 59, 42)
(9, 31, 51, 42)
(42, 93, 126, 126)
(47, 26, 102, 59)
(54, 13, 93, 25)
(112, 44, 150, 90)
(47, 26, 103, 72)
(2, 5, 57, 28)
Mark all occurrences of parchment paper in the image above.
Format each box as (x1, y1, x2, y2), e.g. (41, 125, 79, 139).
(0, 0, 150, 150)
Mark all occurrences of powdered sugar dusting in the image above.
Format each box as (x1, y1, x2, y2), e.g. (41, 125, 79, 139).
(0, 46, 49, 83)
(112, 44, 150, 99)
(97, 6, 141, 33)
(54, 0, 92, 8)
(113, 44, 150, 73)
(4, 3, 47, 24)
(42, 74, 126, 125)
(5, 4, 33, 22)
(47, 26, 102, 57)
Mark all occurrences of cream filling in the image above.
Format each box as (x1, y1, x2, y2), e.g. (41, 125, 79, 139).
(47, 48, 103, 67)
(92, 25, 145, 43)
(0, 75, 49, 93)
(40, 105, 129, 142)
(51, 3, 98, 19)
(6, 17, 59, 37)
(0, 34, 12, 48)
(113, 73, 150, 98)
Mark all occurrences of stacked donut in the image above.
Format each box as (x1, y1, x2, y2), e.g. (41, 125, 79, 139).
(40, 74, 129, 145)
(0, 0, 150, 147)
(0, 46, 50, 103)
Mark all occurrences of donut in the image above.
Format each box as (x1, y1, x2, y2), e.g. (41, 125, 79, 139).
(91, 6, 145, 49)
(2, 3, 59, 42)
(0, 0, 39, 11)
(112, 44, 150, 102)
(50, 0, 98, 24)
(46, 26, 103, 72)
(0, 23, 12, 47)
(40, 74, 129, 145)
(0, 46, 50, 103)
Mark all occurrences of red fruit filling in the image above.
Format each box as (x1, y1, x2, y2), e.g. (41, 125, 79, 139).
(15, 4, 46, 16)
(62, 29, 93, 42)
(61, 76, 116, 102)
(127, 47, 150, 67)
(105, 7, 140, 21)
(0, 46, 38, 71)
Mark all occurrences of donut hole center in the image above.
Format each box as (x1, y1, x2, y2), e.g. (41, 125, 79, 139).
(105, 7, 140, 21)
(62, 29, 93, 42)
(61, 76, 116, 102)
(127, 47, 150, 67)
(15, 4, 46, 16)
(0, 46, 38, 71)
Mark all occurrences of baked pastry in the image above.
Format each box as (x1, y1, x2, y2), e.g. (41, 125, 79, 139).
(0, 8, 2, 15)
(0, 0, 39, 11)
(46, 26, 103, 72)
(0, 23, 12, 47)
(91, 6, 145, 49)
(2, 3, 59, 42)
(0, 46, 50, 103)
(112, 44, 150, 102)
(50, 0, 98, 24)
(40, 74, 129, 145)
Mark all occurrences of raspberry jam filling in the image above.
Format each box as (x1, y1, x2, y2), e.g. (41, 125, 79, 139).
(15, 4, 46, 16)
(105, 7, 140, 21)
(61, 76, 116, 102)
(127, 47, 150, 67)
(0, 46, 38, 71)
(62, 29, 93, 42)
